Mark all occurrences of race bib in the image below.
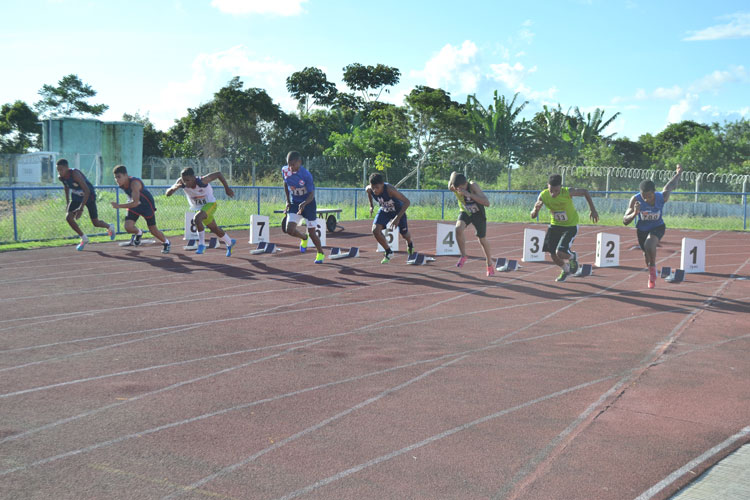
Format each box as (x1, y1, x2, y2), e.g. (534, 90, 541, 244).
(641, 211, 661, 221)
(466, 204, 480, 214)
(553, 211, 568, 222)
(290, 186, 307, 197)
(381, 200, 396, 212)
(191, 197, 207, 206)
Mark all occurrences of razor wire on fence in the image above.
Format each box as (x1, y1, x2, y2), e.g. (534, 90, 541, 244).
(1, 184, 748, 244)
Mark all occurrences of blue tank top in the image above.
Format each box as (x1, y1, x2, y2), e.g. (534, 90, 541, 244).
(60, 169, 95, 197)
(373, 184, 403, 213)
(635, 191, 665, 231)
(122, 177, 155, 208)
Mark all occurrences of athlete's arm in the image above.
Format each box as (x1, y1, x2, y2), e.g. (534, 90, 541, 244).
(72, 170, 90, 208)
(283, 183, 291, 213)
(203, 172, 234, 198)
(569, 188, 599, 223)
(366, 186, 375, 216)
(467, 182, 490, 207)
(661, 164, 682, 203)
(62, 184, 70, 208)
(165, 178, 184, 197)
(623, 195, 640, 225)
(530, 193, 544, 219)
(387, 185, 411, 228)
(116, 180, 143, 209)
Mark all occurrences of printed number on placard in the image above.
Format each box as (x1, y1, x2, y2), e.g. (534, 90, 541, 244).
(257, 221, 266, 238)
(689, 246, 697, 265)
(606, 240, 615, 258)
(530, 236, 540, 253)
(190, 219, 197, 233)
(442, 231, 455, 247)
(385, 229, 394, 244)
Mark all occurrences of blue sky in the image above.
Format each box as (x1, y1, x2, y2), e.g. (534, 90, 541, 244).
(1, 0, 748, 140)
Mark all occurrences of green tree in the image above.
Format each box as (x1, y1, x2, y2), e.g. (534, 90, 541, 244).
(35, 74, 108, 118)
(286, 67, 338, 114)
(714, 118, 750, 174)
(342, 63, 400, 104)
(0, 100, 40, 153)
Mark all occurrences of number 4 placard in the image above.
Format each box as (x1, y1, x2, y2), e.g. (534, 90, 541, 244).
(595, 232, 619, 267)
(681, 237, 705, 273)
(249, 214, 269, 244)
(436, 223, 460, 255)
(377, 227, 399, 252)
(523, 228, 546, 262)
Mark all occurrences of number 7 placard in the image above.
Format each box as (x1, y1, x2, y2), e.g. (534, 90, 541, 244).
(249, 214, 269, 244)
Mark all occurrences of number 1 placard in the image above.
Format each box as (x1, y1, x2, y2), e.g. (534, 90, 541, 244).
(681, 237, 705, 273)
(249, 214, 270, 244)
(376, 227, 399, 252)
(184, 210, 199, 240)
(436, 223, 460, 255)
(595, 232, 620, 267)
(522, 228, 546, 262)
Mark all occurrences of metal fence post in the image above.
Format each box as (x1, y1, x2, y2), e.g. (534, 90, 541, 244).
(354, 189, 358, 219)
(256, 187, 261, 215)
(441, 190, 445, 219)
(695, 174, 700, 203)
(115, 187, 121, 234)
(12, 187, 18, 241)
(743, 178, 748, 231)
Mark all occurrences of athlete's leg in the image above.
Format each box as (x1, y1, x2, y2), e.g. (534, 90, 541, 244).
(643, 233, 659, 267)
(147, 223, 167, 244)
(372, 223, 390, 252)
(205, 220, 226, 237)
(123, 219, 139, 234)
(307, 225, 323, 253)
(478, 237, 492, 267)
(455, 220, 468, 258)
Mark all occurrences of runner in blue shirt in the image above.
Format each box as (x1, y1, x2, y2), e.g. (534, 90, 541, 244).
(366, 173, 415, 263)
(111, 165, 171, 254)
(623, 164, 682, 289)
(282, 151, 324, 263)
(56, 158, 115, 250)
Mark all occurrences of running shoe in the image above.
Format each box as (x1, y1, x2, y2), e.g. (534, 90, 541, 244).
(134, 233, 143, 247)
(195, 244, 206, 255)
(407, 242, 414, 255)
(381, 251, 392, 264)
(161, 240, 171, 254)
(76, 235, 89, 251)
(648, 266, 657, 289)
(486, 265, 495, 277)
(556, 270, 569, 282)
(300, 235, 309, 253)
(568, 251, 578, 274)
(226, 239, 236, 257)
(314, 251, 325, 264)
(456, 256, 467, 268)
(107, 224, 116, 240)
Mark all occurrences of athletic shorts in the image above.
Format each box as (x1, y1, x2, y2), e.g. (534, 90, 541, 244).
(198, 202, 218, 226)
(637, 224, 666, 251)
(374, 209, 408, 234)
(287, 200, 317, 226)
(458, 211, 487, 239)
(125, 205, 157, 227)
(543, 225, 578, 255)
(67, 195, 98, 219)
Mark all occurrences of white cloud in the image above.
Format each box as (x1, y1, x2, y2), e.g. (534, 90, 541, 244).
(411, 40, 482, 94)
(684, 12, 750, 41)
(210, 0, 308, 16)
(689, 66, 747, 93)
(667, 93, 698, 123)
(150, 45, 295, 129)
(652, 85, 683, 99)
(489, 62, 533, 90)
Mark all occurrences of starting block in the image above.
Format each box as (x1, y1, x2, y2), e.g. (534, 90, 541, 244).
(495, 258, 519, 272)
(119, 236, 155, 247)
(330, 247, 359, 260)
(407, 253, 436, 265)
(572, 263, 593, 277)
(250, 242, 282, 255)
(183, 237, 218, 250)
(660, 267, 685, 283)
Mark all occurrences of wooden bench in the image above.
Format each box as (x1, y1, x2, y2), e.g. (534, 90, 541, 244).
(274, 208, 342, 232)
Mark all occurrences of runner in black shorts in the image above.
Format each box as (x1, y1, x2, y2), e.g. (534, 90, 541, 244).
(57, 158, 115, 250)
(111, 165, 171, 254)
(449, 172, 494, 277)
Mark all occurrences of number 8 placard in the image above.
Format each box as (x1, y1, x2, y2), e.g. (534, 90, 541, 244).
(436, 223, 460, 255)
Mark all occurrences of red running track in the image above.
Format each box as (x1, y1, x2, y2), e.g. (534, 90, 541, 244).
(0, 221, 748, 500)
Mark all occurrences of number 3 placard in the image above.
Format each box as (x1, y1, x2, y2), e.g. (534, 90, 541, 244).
(681, 237, 705, 273)
(436, 223, 460, 255)
(522, 228, 546, 262)
(595, 232, 619, 267)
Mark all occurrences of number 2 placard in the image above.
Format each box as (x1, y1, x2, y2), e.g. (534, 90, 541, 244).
(595, 232, 619, 267)
(436, 223, 460, 255)
(681, 237, 705, 273)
